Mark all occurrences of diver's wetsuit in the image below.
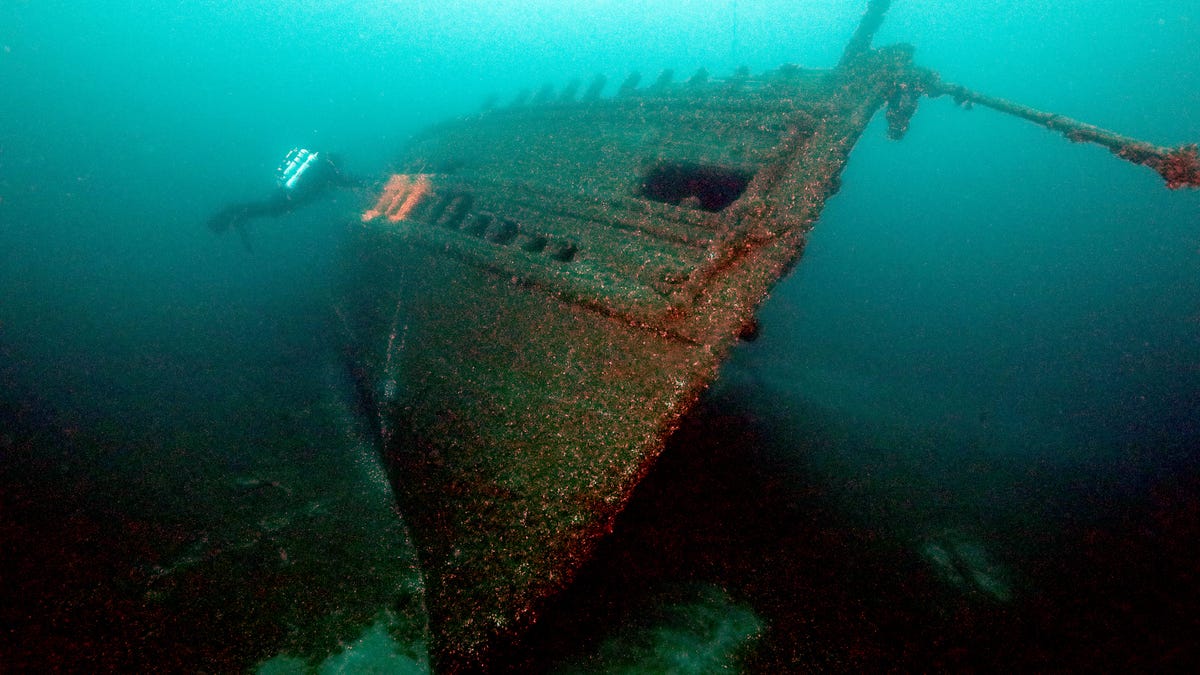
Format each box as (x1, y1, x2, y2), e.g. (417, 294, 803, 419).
(207, 152, 361, 245)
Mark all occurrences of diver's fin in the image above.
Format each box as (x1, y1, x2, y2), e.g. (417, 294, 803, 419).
(234, 222, 255, 254)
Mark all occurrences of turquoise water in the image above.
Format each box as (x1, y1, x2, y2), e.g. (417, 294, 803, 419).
(3, 1, 1198, 671)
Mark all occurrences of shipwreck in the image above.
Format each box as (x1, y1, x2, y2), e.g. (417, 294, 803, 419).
(335, 1, 1198, 670)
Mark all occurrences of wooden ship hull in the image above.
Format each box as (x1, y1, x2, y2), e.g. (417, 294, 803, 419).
(335, 2, 1196, 670)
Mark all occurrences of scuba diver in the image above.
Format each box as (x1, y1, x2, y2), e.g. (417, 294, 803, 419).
(207, 148, 362, 251)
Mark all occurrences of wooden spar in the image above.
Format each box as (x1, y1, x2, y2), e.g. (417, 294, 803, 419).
(927, 78, 1200, 189)
(840, 0, 893, 67)
(837, 0, 1197, 189)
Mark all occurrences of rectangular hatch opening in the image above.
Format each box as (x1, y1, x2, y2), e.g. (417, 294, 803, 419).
(638, 161, 753, 212)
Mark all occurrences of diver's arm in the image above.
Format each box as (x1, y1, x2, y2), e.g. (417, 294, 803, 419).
(322, 156, 367, 189)
(333, 172, 367, 189)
